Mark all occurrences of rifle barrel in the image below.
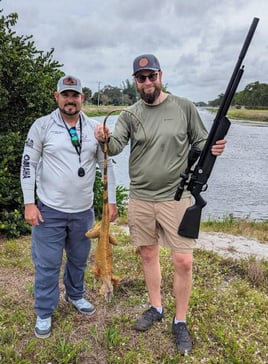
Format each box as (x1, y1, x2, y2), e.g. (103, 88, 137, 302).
(216, 17, 259, 122)
(198, 17, 259, 168)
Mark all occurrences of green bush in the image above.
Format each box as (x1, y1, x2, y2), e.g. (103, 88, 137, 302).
(93, 168, 128, 220)
(0, 10, 63, 238)
(0, 131, 31, 237)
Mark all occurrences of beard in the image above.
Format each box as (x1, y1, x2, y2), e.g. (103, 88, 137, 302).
(59, 104, 80, 117)
(138, 84, 162, 104)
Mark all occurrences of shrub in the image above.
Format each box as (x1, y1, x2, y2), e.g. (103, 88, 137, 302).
(93, 168, 128, 220)
(0, 131, 31, 237)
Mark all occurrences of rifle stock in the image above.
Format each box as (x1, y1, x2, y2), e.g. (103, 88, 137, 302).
(178, 193, 206, 238)
(175, 17, 259, 239)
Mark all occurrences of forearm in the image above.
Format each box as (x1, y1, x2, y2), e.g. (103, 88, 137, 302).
(106, 135, 127, 156)
(20, 149, 39, 204)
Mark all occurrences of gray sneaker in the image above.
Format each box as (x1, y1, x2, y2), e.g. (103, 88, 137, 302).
(172, 321, 193, 354)
(65, 295, 96, 315)
(35, 316, 51, 339)
(133, 307, 164, 331)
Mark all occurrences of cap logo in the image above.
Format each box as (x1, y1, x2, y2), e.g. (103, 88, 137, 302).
(63, 77, 77, 86)
(138, 57, 149, 67)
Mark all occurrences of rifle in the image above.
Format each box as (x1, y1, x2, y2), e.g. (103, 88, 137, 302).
(174, 17, 259, 239)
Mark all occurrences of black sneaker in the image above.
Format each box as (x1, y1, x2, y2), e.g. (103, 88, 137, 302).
(133, 307, 164, 331)
(172, 321, 193, 354)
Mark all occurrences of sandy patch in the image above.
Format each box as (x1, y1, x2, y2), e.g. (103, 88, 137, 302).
(119, 225, 268, 261)
(197, 231, 268, 260)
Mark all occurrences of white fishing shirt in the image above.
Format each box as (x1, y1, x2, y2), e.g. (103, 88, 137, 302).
(20, 109, 116, 213)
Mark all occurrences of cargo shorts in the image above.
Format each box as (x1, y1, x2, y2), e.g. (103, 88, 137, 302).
(128, 198, 196, 253)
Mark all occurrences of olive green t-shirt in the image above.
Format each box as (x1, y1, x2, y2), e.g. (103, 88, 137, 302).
(108, 94, 208, 201)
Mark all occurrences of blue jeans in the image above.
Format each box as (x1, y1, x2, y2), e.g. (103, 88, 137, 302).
(32, 201, 94, 318)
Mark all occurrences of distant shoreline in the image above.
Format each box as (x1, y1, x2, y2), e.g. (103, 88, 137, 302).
(83, 105, 125, 117)
(83, 104, 268, 123)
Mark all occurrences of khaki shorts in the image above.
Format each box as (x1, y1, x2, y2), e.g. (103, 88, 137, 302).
(128, 198, 196, 253)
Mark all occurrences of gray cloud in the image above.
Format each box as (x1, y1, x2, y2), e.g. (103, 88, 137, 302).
(2, 0, 267, 102)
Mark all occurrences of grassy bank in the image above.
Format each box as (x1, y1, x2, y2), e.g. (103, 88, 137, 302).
(208, 107, 268, 122)
(83, 105, 126, 117)
(201, 215, 268, 243)
(0, 220, 268, 363)
(227, 108, 268, 122)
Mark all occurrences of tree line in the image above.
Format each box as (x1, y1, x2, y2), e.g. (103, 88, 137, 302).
(207, 81, 268, 109)
(85, 79, 268, 110)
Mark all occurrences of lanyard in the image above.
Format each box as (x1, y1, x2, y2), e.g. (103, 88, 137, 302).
(62, 116, 82, 162)
(61, 115, 85, 177)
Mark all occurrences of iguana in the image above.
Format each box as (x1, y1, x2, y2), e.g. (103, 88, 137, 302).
(85, 110, 120, 302)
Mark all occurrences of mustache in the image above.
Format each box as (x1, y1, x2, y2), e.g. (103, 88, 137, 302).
(64, 103, 77, 107)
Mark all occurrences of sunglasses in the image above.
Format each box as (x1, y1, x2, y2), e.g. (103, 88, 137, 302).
(69, 127, 80, 146)
(135, 72, 159, 84)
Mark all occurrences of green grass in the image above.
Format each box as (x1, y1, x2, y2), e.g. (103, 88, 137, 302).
(0, 220, 268, 363)
(209, 107, 268, 123)
(227, 108, 268, 122)
(201, 214, 268, 243)
(83, 105, 125, 117)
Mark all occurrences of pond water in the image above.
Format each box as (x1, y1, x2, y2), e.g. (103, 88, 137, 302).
(95, 109, 268, 221)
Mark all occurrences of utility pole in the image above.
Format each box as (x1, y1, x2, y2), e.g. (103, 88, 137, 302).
(97, 81, 102, 107)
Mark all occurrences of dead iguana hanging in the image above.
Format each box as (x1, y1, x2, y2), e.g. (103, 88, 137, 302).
(85, 110, 120, 302)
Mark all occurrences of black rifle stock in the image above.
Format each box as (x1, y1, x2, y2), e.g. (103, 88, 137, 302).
(175, 17, 259, 239)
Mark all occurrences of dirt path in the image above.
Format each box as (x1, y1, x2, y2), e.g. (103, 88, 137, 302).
(197, 231, 268, 260)
(119, 225, 268, 261)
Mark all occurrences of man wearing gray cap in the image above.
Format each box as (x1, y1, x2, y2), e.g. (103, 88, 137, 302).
(20, 75, 118, 338)
(94, 54, 226, 354)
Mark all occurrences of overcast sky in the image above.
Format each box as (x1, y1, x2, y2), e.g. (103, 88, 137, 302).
(2, 0, 267, 102)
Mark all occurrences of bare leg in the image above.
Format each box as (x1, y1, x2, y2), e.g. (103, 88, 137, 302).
(172, 252, 193, 320)
(139, 245, 162, 307)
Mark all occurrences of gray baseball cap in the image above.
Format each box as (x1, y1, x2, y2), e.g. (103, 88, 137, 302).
(57, 75, 82, 93)
(132, 54, 161, 75)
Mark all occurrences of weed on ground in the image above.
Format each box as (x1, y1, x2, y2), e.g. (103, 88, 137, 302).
(0, 225, 268, 363)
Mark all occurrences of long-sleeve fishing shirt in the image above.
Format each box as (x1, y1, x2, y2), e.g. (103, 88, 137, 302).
(20, 109, 116, 213)
(106, 94, 208, 201)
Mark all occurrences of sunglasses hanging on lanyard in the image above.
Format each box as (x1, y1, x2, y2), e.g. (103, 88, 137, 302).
(62, 117, 85, 177)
